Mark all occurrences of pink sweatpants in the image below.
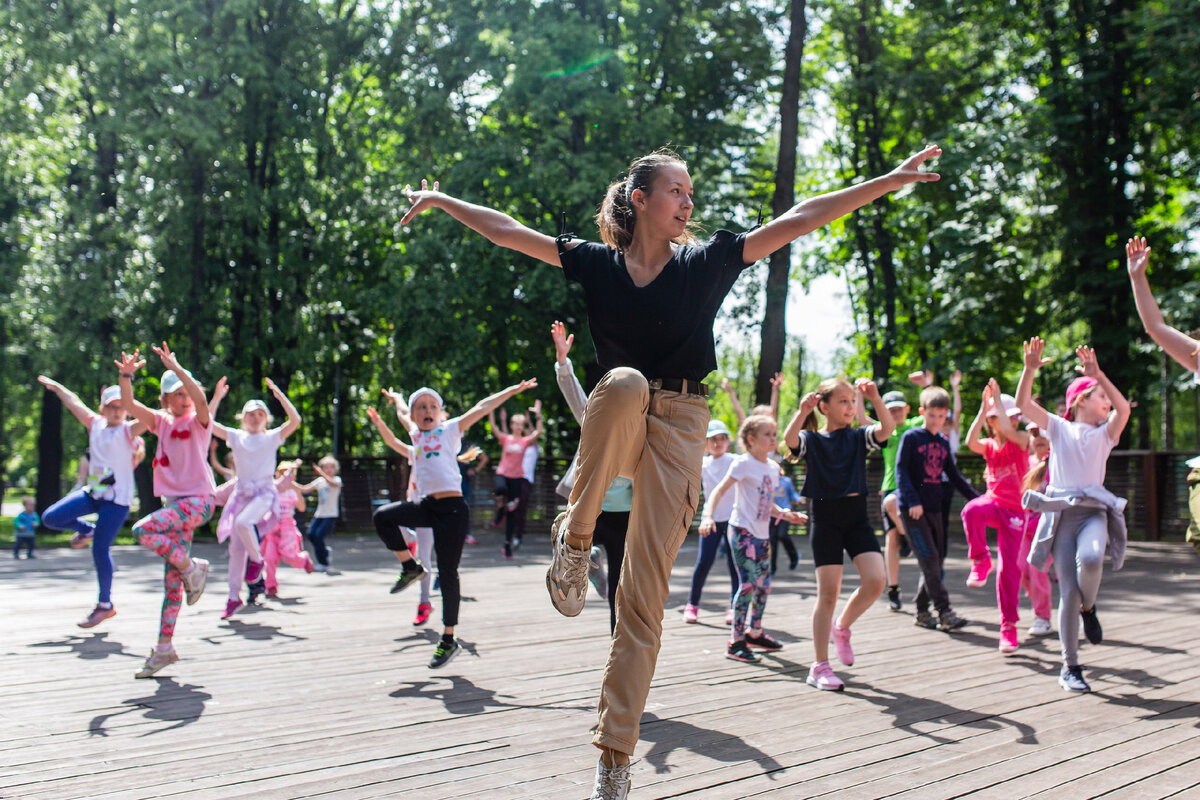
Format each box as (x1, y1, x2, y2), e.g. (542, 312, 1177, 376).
(1019, 513, 1053, 620)
(262, 517, 313, 591)
(961, 495, 1025, 626)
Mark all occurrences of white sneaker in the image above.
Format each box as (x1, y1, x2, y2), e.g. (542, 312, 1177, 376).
(1029, 617, 1054, 636)
(183, 558, 209, 606)
(135, 647, 179, 678)
(545, 512, 589, 617)
(590, 757, 631, 800)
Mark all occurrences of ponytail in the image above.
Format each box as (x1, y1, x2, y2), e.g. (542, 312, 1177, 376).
(594, 147, 700, 252)
(1023, 458, 1048, 493)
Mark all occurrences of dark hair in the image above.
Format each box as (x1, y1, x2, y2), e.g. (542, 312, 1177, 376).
(596, 148, 700, 252)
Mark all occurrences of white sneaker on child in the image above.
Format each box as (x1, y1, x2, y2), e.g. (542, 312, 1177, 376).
(1029, 617, 1053, 636)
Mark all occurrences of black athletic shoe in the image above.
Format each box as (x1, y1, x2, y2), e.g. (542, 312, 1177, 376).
(938, 610, 969, 631)
(914, 610, 938, 629)
(887, 586, 901, 612)
(899, 534, 912, 558)
(1059, 664, 1091, 692)
(744, 631, 783, 651)
(726, 640, 762, 663)
(429, 638, 460, 668)
(390, 562, 428, 594)
(1081, 606, 1103, 644)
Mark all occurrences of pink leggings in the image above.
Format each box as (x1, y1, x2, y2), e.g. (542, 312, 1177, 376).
(135, 495, 214, 639)
(262, 518, 313, 591)
(1019, 513, 1053, 620)
(961, 495, 1025, 626)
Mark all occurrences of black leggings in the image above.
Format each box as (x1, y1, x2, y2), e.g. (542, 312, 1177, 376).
(593, 510, 629, 634)
(768, 518, 798, 572)
(374, 495, 469, 627)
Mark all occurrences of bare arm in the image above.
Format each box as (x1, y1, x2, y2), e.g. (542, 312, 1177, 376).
(209, 441, 234, 480)
(366, 407, 414, 458)
(1127, 236, 1198, 372)
(964, 383, 991, 456)
(721, 378, 746, 427)
(699, 474, 738, 534)
(769, 372, 782, 421)
(400, 179, 566, 267)
(1076, 346, 1132, 442)
(114, 350, 160, 430)
(988, 378, 1030, 449)
(861, 381, 896, 443)
(1014, 338, 1052, 430)
(266, 378, 302, 441)
(949, 370, 963, 435)
(458, 379, 538, 434)
(783, 393, 820, 450)
(742, 145, 941, 264)
(37, 377, 95, 427)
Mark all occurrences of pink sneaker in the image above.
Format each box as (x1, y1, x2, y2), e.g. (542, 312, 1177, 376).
(831, 623, 855, 666)
(966, 556, 993, 588)
(78, 604, 116, 629)
(221, 598, 244, 620)
(303, 557, 315, 574)
(999, 623, 1019, 655)
(806, 660, 845, 691)
(683, 604, 699, 624)
(413, 602, 433, 626)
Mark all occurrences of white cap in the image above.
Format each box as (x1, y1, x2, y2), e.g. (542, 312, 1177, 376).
(408, 387, 443, 410)
(241, 399, 269, 416)
(987, 393, 1022, 418)
(100, 385, 122, 407)
(160, 369, 191, 395)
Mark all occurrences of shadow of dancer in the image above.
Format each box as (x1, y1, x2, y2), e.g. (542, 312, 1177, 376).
(200, 619, 307, 645)
(853, 686, 1038, 745)
(28, 632, 138, 661)
(88, 677, 211, 737)
(389, 675, 591, 716)
(637, 713, 785, 777)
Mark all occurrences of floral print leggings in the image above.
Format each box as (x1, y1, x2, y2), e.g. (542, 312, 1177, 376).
(729, 525, 772, 641)
(134, 495, 214, 640)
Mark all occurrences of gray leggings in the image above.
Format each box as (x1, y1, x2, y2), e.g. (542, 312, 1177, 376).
(1052, 506, 1108, 666)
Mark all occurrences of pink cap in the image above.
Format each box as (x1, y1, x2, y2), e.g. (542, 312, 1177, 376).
(1064, 376, 1098, 421)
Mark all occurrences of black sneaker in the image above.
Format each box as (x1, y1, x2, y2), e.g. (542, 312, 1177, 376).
(887, 586, 901, 612)
(938, 610, 968, 631)
(429, 638, 460, 668)
(1081, 606, 1103, 644)
(744, 631, 783, 651)
(390, 562, 427, 594)
(1059, 664, 1091, 692)
(914, 610, 938, 629)
(247, 577, 266, 605)
(899, 534, 912, 558)
(726, 640, 761, 663)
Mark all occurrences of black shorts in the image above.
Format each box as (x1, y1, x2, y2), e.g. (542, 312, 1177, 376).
(810, 495, 883, 567)
(879, 491, 899, 534)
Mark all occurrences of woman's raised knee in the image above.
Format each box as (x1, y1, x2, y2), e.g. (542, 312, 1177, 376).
(595, 368, 649, 407)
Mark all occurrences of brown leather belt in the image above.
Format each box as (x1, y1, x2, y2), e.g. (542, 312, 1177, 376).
(648, 378, 709, 397)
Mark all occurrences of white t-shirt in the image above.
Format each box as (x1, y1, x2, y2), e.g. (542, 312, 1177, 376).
(702, 452, 736, 522)
(312, 476, 342, 518)
(409, 419, 464, 496)
(521, 443, 539, 483)
(1046, 413, 1117, 491)
(727, 454, 781, 540)
(87, 416, 138, 506)
(223, 428, 283, 484)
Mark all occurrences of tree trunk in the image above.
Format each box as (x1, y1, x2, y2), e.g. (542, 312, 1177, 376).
(755, 0, 807, 405)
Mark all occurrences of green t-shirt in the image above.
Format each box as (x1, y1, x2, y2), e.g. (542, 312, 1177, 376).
(881, 416, 923, 493)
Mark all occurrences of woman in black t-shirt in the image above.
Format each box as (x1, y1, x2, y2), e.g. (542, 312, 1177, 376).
(401, 144, 942, 798)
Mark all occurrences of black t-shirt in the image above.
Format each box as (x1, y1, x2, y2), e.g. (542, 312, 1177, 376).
(560, 231, 752, 381)
(790, 425, 882, 499)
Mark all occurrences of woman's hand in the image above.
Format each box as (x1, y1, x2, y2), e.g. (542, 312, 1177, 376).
(400, 178, 442, 226)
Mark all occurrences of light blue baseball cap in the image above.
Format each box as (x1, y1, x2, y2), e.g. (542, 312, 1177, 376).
(706, 420, 732, 439)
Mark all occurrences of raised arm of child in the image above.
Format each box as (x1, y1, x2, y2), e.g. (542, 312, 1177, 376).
(114, 350, 160, 431)
(366, 407, 415, 459)
(1127, 236, 1199, 372)
(721, 378, 746, 427)
(783, 392, 821, 451)
(769, 372, 783, 421)
(1077, 346, 1131, 442)
(861, 380, 896, 443)
(1014, 337, 1053, 431)
(266, 378, 302, 441)
(152, 342, 210, 427)
(459, 379, 539, 434)
(37, 376, 97, 428)
(527, 400, 544, 442)
(949, 370, 963, 438)
(964, 383, 992, 456)
(382, 388, 414, 432)
(208, 377, 231, 441)
(209, 440, 234, 481)
(987, 378, 1030, 449)
(552, 320, 589, 424)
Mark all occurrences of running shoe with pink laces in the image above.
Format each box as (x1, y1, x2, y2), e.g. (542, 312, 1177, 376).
(831, 622, 855, 665)
(806, 660, 845, 691)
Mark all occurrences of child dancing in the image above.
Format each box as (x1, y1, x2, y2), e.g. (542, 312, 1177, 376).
(260, 460, 315, 598)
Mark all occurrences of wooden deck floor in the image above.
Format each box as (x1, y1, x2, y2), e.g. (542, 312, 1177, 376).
(3, 532, 1200, 799)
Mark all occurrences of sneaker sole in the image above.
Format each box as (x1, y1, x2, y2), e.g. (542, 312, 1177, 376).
(78, 609, 117, 629)
(390, 568, 427, 594)
(135, 654, 179, 679)
(725, 653, 761, 663)
(1058, 678, 1090, 693)
(966, 578, 988, 588)
(545, 514, 586, 617)
(429, 647, 460, 669)
(806, 677, 845, 692)
(185, 560, 209, 606)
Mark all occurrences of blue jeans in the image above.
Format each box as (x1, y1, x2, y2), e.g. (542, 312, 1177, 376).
(42, 489, 130, 603)
(687, 520, 737, 608)
(306, 516, 336, 566)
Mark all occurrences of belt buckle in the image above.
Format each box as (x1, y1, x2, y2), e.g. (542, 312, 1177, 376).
(648, 379, 664, 392)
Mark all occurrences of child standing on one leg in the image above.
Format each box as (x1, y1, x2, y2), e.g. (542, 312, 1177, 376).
(896, 385, 979, 633)
(38, 379, 147, 627)
(259, 460, 315, 599)
(299, 456, 342, 573)
(782, 379, 894, 690)
(13, 497, 39, 559)
(1016, 337, 1130, 693)
(960, 379, 1032, 654)
(117, 344, 216, 679)
(1019, 426, 1055, 637)
(685, 421, 740, 625)
(701, 415, 806, 664)
(211, 379, 302, 619)
(370, 379, 537, 668)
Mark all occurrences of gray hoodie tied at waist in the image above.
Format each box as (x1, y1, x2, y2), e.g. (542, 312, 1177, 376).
(1022, 485, 1128, 572)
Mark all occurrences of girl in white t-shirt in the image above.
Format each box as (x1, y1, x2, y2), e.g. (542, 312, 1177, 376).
(1016, 337, 1131, 693)
(367, 379, 537, 669)
(211, 379, 302, 619)
(700, 415, 806, 664)
(39, 379, 147, 629)
(685, 419, 739, 625)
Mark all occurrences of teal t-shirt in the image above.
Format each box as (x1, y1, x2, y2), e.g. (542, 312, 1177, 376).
(881, 417, 923, 493)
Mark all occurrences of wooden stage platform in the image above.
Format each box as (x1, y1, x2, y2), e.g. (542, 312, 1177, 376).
(3, 533, 1200, 798)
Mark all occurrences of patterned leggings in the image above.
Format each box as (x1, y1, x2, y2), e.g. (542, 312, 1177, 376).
(134, 495, 214, 640)
(729, 525, 771, 641)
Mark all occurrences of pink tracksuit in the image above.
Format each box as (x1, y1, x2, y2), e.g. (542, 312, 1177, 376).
(960, 438, 1028, 626)
(262, 488, 313, 592)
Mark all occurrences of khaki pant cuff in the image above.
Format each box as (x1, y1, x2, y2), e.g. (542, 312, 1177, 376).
(592, 730, 635, 756)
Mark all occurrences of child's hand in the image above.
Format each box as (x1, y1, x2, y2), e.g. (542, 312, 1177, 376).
(1022, 337, 1052, 372)
(152, 341, 182, 373)
(532, 398, 542, 415)
(888, 144, 942, 187)
(114, 349, 146, 377)
(770, 372, 784, 391)
(515, 378, 538, 393)
(1075, 345, 1101, 378)
(1126, 236, 1151, 278)
(721, 377, 733, 394)
(37, 375, 62, 392)
(382, 387, 408, 412)
(399, 178, 441, 226)
(908, 369, 933, 388)
(699, 516, 715, 536)
(909, 504, 925, 520)
(856, 378, 882, 403)
(551, 320, 574, 363)
(950, 369, 963, 389)
(366, 407, 382, 425)
(265, 377, 281, 396)
(780, 509, 806, 525)
(799, 391, 820, 417)
(212, 376, 229, 403)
